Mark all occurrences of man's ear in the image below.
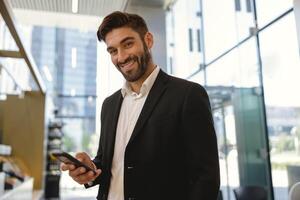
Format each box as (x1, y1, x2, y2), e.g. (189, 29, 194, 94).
(144, 32, 154, 49)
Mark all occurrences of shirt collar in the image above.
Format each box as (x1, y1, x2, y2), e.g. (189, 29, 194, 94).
(121, 66, 160, 98)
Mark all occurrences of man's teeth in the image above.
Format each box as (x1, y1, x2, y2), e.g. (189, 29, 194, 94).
(122, 60, 134, 67)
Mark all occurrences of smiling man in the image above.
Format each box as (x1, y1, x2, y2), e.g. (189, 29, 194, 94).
(61, 11, 220, 200)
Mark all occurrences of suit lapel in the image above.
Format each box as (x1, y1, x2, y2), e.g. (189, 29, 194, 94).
(127, 70, 169, 145)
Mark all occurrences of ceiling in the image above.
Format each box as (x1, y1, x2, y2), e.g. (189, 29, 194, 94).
(8, 0, 172, 31)
(130, 0, 165, 7)
(9, 0, 168, 17)
(9, 0, 129, 16)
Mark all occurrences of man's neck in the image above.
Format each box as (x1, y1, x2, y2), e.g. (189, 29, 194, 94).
(129, 63, 156, 93)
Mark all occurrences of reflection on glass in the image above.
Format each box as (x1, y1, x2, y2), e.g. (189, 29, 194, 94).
(206, 38, 272, 199)
(0, 13, 19, 51)
(213, 105, 239, 200)
(203, 0, 254, 62)
(256, 0, 293, 28)
(260, 12, 300, 200)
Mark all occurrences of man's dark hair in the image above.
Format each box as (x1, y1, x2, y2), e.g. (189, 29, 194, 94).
(97, 11, 149, 42)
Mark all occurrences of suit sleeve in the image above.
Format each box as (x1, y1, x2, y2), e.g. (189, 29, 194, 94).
(85, 99, 109, 188)
(181, 83, 220, 199)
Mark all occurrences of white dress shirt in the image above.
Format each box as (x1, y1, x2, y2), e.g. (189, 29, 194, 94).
(107, 66, 160, 200)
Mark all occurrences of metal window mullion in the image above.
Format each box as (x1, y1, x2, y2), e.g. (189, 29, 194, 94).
(186, 7, 294, 80)
(252, 1, 274, 199)
(199, 0, 207, 85)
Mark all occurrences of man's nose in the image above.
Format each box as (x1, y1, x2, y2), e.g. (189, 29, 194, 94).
(117, 50, 129, 63)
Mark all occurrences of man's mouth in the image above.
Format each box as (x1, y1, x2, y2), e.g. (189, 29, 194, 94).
(119, 59, 135, 71)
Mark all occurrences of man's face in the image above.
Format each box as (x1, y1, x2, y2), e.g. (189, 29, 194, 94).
(105, 27, 152, 82)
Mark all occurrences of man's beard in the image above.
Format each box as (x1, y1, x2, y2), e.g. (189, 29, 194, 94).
(116, 44, 151, 82)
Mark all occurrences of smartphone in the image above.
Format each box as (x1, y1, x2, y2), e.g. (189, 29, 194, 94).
(51, 152, 96, 174)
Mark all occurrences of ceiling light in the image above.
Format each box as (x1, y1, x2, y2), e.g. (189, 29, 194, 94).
(72, 0, 79, 13)
(0, 94, 7, 101)
(70, 89, 76, 97)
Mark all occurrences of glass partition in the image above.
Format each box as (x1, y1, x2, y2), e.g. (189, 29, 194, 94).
(259, 12, 300, 200)
(0, 57, 38, 94)
(0, 57, 38, 91)
(206, 38, 272, 199)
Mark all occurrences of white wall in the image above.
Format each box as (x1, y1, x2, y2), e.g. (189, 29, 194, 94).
(126, 5, 167, 71)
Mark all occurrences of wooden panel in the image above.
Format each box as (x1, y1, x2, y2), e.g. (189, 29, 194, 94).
(2, 92, 45, 189)
(0, 101, 4, 141)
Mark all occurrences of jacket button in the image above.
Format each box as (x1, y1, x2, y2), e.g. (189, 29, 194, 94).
(128, 198, 136, 200)
(127, 166, 134, 169)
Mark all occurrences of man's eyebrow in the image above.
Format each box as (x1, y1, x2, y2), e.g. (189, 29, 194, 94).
(120, 37, 135, 44)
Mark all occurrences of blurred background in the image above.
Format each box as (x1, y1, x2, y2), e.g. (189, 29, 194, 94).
(0, 0, 300, 199)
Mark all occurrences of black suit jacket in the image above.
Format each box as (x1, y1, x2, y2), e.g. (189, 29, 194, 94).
(90, 70, 220, 200)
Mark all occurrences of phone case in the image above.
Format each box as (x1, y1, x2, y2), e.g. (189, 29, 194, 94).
(51, 152, 96, 174)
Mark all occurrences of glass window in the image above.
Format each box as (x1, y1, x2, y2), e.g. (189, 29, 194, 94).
(61, 118, 97, 154)
(206, 38, 259, 88)
(255, 0, 293, 28)
(234, 0, 241, 11)
(12, 25, 100, 179)
(188, 28, 193, 52)
(0, 57, 38, 93)
(59, 117, 98, 193)
(213, 105, 239, 200)
(259, 12, 300, 200)
(0, 13, 19, 51)
(56, 96, 96, 118)
(189, 69, 205, 85)
(197, 29, 201, 52)
(203, 0, 255, 63)
(166, 0, 202, 78)
(206, 38, 273, 199)
(246, 0, 252, 13)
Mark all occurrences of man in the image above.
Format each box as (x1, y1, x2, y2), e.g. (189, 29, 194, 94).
(61, 11, 220, 200)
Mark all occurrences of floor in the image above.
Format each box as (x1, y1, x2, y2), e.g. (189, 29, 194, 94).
(61, 186, 98, 200)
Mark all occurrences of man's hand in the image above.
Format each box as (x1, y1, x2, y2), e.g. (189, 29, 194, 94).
(61, 152, 102, 185)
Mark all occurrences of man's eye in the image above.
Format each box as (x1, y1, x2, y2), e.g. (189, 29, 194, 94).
(124, 42, 133, 48)
(109, 49, 117, 55)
